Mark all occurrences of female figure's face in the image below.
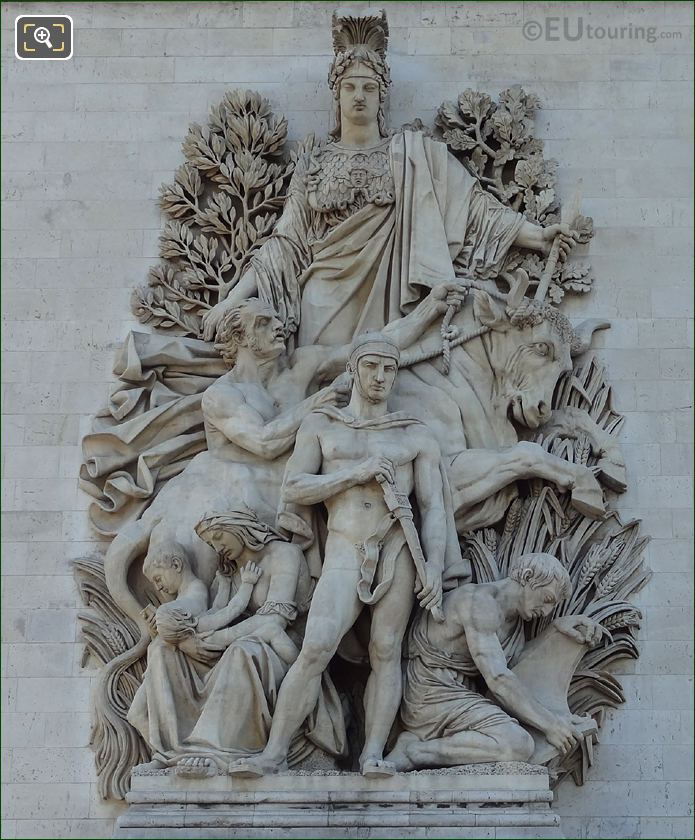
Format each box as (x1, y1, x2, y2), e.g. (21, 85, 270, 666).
(339, 73, 380, 129)
(206, 529, 245, 571)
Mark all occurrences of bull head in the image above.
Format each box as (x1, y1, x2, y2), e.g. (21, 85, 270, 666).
(472, 286, 609, 430)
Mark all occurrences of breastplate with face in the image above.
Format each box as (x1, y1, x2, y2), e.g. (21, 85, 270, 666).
(305, 141, 395, 234)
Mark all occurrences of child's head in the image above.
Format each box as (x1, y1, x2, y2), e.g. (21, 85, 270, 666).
(142, 539, 189, 597)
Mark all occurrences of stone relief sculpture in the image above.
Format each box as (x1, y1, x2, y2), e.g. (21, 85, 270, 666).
(127, 507, 347, 779)
(228, 332, 464, 779)
(75, 5, 651, 817)
(385, 551, 604, 772)
(131, 90, 295, 337)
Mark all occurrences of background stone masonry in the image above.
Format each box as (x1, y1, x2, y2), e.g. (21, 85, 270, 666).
(1, 2, 692, 838)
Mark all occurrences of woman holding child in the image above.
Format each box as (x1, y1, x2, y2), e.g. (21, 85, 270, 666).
(127, 507, 346, 775)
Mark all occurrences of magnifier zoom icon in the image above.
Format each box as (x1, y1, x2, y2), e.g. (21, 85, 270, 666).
(34, 26, 53, 48)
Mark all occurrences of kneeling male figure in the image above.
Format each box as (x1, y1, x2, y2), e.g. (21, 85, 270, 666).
(386, 552, 601, 771)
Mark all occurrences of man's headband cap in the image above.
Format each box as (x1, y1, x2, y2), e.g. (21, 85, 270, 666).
(349, 331, 400, 366)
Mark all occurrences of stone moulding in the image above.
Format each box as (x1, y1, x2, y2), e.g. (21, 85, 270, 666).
(115, 765, 563, 839)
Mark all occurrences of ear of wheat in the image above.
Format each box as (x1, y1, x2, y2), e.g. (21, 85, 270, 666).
(601, 610, 640, 632)
(595, 569, 622, 599)
(576, 433, 592, 466)
(503, 499, 522, 535)
(577, 537, 625, 590)
(577, 547, 604, 588)
(483, 528, 498, 553)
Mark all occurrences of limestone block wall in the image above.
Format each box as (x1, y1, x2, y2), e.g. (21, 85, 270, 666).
(1, 2, 692, 838)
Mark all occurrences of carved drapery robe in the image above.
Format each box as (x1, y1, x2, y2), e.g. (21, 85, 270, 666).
(249, 130, 524, 347)
(400, 607, 525, 740)
(128, 624, 347, 769)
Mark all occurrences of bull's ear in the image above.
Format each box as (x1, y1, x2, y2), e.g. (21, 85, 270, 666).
(472, 290, 508, 330)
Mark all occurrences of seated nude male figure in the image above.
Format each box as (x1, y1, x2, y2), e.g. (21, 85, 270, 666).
(386, 552, 602, 771)
(230, 332, 449, 779)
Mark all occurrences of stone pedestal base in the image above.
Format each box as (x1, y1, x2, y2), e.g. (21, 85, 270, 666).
(115, 762, 563, 839)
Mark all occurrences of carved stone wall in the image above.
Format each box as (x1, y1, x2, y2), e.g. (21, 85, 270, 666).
(1, 3, 692, 839)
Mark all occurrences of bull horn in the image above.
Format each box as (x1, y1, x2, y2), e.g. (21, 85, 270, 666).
(571, 318, 611, 356)
(507, 270, 530, 309)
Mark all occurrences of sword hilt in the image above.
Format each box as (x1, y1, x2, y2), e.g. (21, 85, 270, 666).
(376, 475, 446, 624)
(376, 473, 411, 513)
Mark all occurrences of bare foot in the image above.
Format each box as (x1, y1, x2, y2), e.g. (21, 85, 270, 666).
(174, 756, 217, 778)
(135, 758, 165, 772)
(360, 755, 397, 778)
(228, 754, 287, 778)
(384, 732, 419, 772)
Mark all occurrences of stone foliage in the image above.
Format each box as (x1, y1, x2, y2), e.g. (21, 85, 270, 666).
(131, 90, 294, 336)
(436, 85, 596, 305)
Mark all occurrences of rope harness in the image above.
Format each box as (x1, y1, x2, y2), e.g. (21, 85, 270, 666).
(401, 278, 509, 370)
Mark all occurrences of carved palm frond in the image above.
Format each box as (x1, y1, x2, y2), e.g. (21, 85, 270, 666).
(74, 557, 151, 799)
(132, 90, 294, 337)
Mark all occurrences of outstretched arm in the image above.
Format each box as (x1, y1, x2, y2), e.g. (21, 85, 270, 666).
(208, 572, 232, 611)
(313, 282, 468, 381)
(383, 282, 467, 351)
(463, 593, 580, 753)
(466, 605, 552, 730)
(203, 382, 340, 461)
(196, 581, 255, 632)
(449, 441, 605, 531)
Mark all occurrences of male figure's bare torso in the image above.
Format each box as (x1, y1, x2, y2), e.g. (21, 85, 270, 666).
(420, 584, 517, 663)
(315, 413, 424, 545)
(203, 350, 326, 462)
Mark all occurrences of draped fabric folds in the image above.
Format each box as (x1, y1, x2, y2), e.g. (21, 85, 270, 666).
(80, 331, 226, 535)
(400, 608, 525, 740)
(296, 131, 523, 347)
(127, 635, 347, 769)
